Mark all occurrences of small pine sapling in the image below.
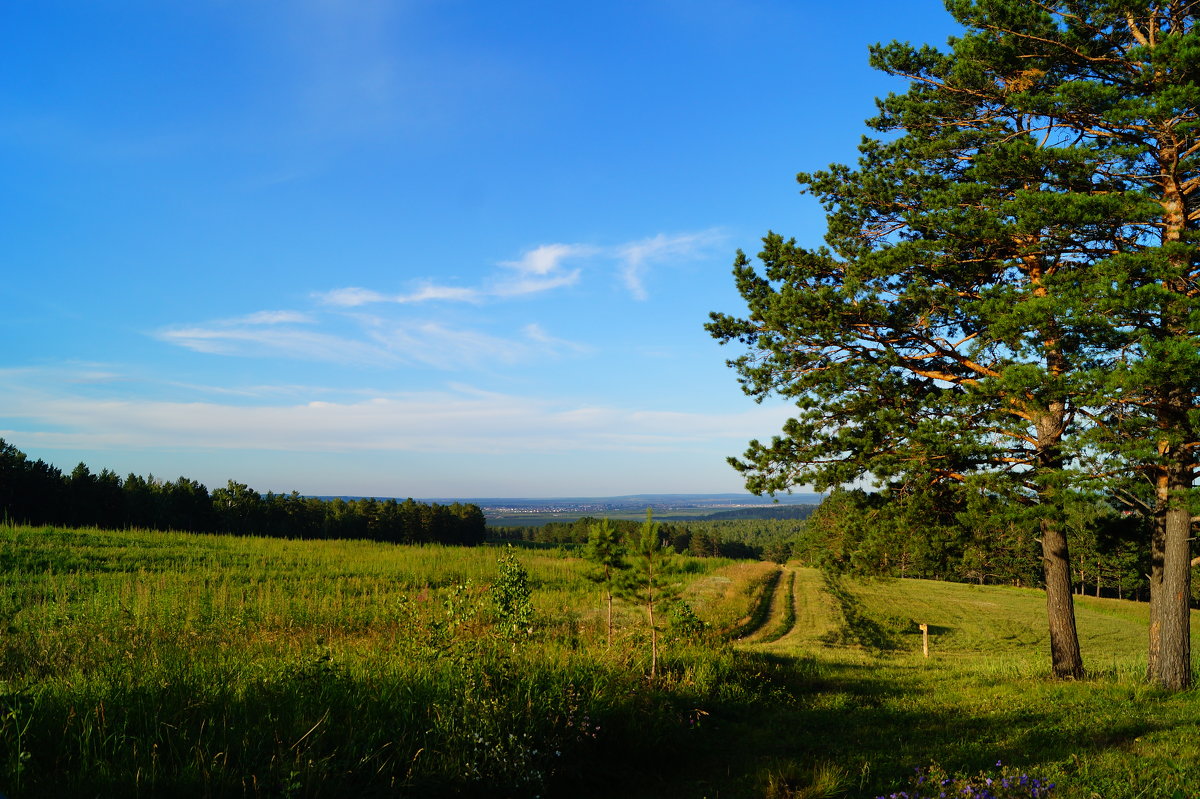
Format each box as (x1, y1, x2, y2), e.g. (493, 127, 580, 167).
(582, 518, 627, 646)
(618, 509, 680, 679)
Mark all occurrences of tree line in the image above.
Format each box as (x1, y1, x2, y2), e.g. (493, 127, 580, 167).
(0, 439, 485, 545)
(491, 515, 797, 561)
(795, 488, 1155, 602)
(708, 1, 1200, 688)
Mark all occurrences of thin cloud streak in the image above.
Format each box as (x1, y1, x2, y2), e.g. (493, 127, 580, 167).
(491, 243, 594, 296)
(241, 310, 315, 324)
(617, 230, 726, 301)
(156, 324, 391, 365)
(1, 382, 794, 456)
(498, 243, 598, 276)
(364, 319, 544, 368)
(315, 284, 482, 307)
(522, 323, 591, 353)
(312, 229, 723, 308)
(155, 314, 587, 370)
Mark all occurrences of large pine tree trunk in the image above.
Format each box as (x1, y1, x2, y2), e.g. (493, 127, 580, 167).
(1148, 137, 1194, 690)
(1041, 517, 1084, 679)
(1151, 463, 1192, 690)
(1036, 399, 1084, 679)
(1148, 488, 1165, 682)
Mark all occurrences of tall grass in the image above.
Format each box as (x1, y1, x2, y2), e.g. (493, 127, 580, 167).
(7, 527, 1200, 798)
(0, 525, 763, 797)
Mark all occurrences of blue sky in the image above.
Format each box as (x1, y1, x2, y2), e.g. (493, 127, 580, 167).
(2, 1, 961, 498)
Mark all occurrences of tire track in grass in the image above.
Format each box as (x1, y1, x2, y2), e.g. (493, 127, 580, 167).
(727, 565, 782, 640)
(756, 568, 797, 644)
(748, 566, 839, 649)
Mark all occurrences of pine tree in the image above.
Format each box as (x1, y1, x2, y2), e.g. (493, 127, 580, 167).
(582, 518, 627, 646)
(709, 0, 1200, 687)
(618, 510, 678, 679)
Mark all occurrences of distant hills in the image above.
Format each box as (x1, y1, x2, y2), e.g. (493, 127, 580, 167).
(402, 493, 826, 526)
(421, 492, 822, 507)
(657, 504, 817, 522)
(309, 493, 824, 526)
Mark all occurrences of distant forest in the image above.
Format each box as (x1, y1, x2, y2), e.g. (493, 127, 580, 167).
(659, 504, 817, 522)
(789, 487, 1164, 603)
(0, 439, 485, 545)
(492, 515, 799, 562)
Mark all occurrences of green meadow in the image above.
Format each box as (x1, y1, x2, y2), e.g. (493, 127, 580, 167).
(1, 525, 1198, 798)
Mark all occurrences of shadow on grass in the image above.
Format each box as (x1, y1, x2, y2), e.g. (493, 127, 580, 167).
(4, 639, 1191, 799)
(820, 572, 905, 653)
(669, 652, 1185, 799)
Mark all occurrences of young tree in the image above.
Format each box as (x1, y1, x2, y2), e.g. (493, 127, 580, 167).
(492, 548, 534, 640)
(619, 510, 678, 679)
(582, 518, 627, 646)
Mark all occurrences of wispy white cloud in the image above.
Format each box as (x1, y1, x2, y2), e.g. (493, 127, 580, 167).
(616, 230, 726, 301)
(155, 312, 587, 371)
(313, 229, 722, 307)
(314, 287, 390, 307)
(240, 310, 315, 325)
(398, 283, 483, 303)
(522, 323, 591, 354)
(490, 268, 582, 298)
(156, 323, 388, 364)
(155, 229, 718, 369)
(499, 243, 593, 276)
(491, 243, 596, 297)
(363, 319, 547, 368)
(0, 370, 793, 456)
(314, 283, 482, 307)
(315, 243, 594, 308)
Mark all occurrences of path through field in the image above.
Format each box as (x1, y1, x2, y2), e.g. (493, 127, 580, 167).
(690, 563, 1200, 799)
(734, 565, 838, 649)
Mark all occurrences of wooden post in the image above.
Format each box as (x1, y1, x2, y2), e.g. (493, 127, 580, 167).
(919, 623, 929, 658)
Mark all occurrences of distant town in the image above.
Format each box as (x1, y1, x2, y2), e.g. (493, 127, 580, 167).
(424, 493, 825, 526)
(306, 493, 824, 526)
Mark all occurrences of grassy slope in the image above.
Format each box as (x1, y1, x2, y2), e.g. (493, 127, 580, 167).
(704, 567, 1200, 799)
(0, 526, 759, 799)
(3, 527, 1200, 798)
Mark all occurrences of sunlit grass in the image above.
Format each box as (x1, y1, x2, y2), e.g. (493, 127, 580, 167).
(4, 526, 1200, 798)
(733, 567, 1200, 799)
(0, 524, 755, 798)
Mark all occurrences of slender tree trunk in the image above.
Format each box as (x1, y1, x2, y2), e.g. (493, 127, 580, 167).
(605, 587, 614, 647)
(1035, 400, 1084, 680)
(1021, 266, 1085, 679)
(1149, 475, 1166, 681)
(647, 583, 657, 680)
(1042, 517, 1084, 679)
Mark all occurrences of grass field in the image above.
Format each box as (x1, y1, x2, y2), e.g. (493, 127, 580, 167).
(2, 524, 1198, 798)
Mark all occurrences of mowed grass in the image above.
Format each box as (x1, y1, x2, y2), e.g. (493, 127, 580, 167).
(729, 568, 1200, 799)
(3, 526, 1200, 798)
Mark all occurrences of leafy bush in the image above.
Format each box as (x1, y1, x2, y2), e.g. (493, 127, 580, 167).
(491, 548, 534, 639)
(666, 599, 708, 640)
